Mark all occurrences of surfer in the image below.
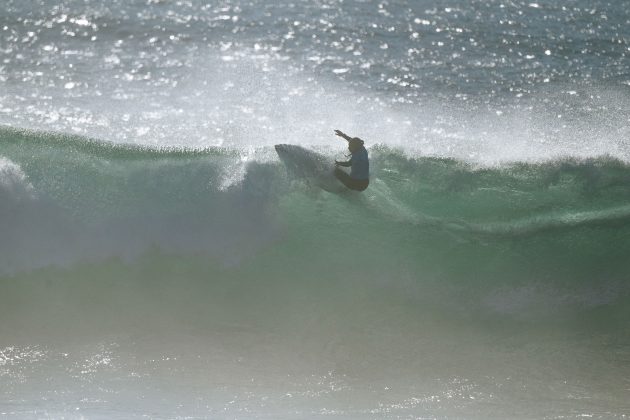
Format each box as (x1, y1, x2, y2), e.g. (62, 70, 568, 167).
(334, 129, 369, 191)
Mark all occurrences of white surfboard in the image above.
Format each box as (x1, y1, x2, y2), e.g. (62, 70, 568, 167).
(274, 144, 345, 193)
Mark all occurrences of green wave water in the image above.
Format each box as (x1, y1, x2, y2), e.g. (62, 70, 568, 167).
(2, 126, 630, 318)
(2, 128, 630, 418)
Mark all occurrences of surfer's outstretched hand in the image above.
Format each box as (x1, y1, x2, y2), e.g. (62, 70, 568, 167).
(334, 129, 349, 139)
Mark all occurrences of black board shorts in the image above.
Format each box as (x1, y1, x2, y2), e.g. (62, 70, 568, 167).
(334, 168, 369, 191)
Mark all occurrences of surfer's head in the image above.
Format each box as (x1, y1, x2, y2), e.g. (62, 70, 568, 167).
(348, 137, 364, 153)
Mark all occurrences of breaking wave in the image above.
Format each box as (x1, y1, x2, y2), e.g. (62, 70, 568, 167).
(2, 126, 630, 325)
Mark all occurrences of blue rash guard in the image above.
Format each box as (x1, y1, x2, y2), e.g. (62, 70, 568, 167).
(350, 146, 369, 180)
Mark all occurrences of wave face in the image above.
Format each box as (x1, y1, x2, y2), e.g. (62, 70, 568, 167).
(2, 127, 630, 319)
(3, 133, 630, 419)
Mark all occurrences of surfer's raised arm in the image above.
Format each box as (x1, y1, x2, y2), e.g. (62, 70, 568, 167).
(334, 129, 352, 166)
(334, 129, 352, 141)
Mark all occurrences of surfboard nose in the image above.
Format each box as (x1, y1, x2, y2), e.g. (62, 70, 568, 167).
(274, 144, 290, 154)
(274, 144, 296, 160)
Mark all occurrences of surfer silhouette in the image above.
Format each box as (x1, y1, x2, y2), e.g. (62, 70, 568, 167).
(334, 129, 369, 191)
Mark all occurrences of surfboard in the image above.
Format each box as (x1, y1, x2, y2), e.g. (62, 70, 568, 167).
(274, 144, 345, 193)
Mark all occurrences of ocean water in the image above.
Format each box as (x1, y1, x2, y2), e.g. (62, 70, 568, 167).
(2, 0, 630, 418)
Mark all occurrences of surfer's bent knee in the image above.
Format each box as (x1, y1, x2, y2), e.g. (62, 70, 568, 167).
(334, 168, 369, 191)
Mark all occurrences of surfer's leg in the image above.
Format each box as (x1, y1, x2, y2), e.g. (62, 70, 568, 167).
(334, 168, 368, 191)
(334, 167, 352, 188)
